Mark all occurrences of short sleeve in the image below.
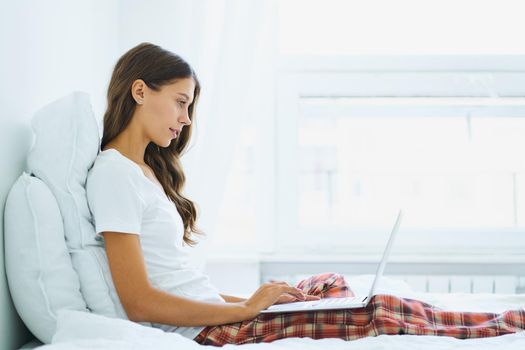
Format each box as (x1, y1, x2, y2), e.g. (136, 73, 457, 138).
(86, 162, 147, 241)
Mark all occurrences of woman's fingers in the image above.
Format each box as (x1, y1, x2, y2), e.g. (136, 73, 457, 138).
(264, 281, 306, 301)
(291, 288, 306, 300)
(274, 293, 296, 304)
(265, 281, 307, 300)
(273, 290, 321, 304)
(277, 285, 305, 300)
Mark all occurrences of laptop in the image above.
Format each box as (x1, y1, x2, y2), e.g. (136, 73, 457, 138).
(260, 209, 403, 313)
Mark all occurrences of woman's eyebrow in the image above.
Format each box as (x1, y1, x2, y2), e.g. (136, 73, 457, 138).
(176, 92, 191, 100)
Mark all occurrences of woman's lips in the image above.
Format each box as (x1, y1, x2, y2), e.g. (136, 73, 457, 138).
(169, 128, 178, 138)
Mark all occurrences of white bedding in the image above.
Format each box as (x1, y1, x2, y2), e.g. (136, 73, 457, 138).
(37, 276, 525, 349)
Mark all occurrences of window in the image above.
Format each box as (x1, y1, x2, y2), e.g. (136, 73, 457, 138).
(275, 67, 525, 255)
(298, 97, 525, 230)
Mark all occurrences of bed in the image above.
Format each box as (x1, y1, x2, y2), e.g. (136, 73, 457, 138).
(34, 287, 525, 349)
(8, 285, 525, 349)
(3, 91, 525, 350)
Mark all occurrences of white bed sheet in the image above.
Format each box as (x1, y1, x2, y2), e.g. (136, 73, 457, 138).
(37, 276, 525, 349)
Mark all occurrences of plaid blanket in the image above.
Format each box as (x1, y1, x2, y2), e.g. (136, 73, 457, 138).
(194, 272, 525, 346)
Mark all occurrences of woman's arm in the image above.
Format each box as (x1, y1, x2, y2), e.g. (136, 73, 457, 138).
(103, 232, 253, 326)
(135, 288, 253, 326)
(135, 284, 306, 327)
(103, 232, 305, 326)
(220, 294, 247, 303)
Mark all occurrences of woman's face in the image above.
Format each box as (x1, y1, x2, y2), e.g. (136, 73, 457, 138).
(136, 77, 195, 148)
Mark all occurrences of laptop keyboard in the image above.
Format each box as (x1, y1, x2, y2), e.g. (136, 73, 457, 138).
(265, 296, 362, 312)
(310, 296, 359, 307)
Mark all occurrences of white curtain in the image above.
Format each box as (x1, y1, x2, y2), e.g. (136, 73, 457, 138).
(185, 0, 279, 270)
(119, 0, 279, 270)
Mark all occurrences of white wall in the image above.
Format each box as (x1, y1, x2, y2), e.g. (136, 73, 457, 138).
(0, 1, 119, 348)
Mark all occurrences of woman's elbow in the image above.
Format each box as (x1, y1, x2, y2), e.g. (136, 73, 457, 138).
(124, 301, 149, 322)
(120, 289, 152, 322)
(119, 299, 141, 322)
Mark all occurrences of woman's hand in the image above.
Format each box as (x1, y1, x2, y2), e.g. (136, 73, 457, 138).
(269, 279, 320, 304)
(274, 292, 321, 304)
(241, 281, 321, 319)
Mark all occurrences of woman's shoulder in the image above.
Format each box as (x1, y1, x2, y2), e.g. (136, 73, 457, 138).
(86, 150, 158, 208)
(87, 151, 142, 184)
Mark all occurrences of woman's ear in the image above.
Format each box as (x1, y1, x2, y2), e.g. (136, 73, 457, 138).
(131, 79, 146, 104)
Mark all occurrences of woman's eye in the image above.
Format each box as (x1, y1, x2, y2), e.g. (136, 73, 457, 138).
(177, 100, 186, 107)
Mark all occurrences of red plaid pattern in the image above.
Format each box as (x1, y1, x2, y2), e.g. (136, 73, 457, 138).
(194, 272, 525, 346)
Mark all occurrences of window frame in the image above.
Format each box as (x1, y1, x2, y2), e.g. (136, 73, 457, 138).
(274, 55, 525, 256)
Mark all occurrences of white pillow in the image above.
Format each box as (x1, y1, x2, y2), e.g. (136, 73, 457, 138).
(4, 172, 89, 344)
(26, 90, 100, 249)
(24, 91, 152, 329)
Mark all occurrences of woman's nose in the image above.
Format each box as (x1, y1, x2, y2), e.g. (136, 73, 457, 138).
(180, 112, 191, 126)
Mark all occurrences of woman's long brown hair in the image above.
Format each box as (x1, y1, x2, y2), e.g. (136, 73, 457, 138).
(101, 42, 204, 246)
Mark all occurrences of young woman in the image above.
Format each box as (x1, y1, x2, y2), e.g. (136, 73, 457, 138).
(85, 42, 525, 346)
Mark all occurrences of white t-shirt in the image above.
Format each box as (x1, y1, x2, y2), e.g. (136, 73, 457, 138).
(86, 148, 226, 340)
